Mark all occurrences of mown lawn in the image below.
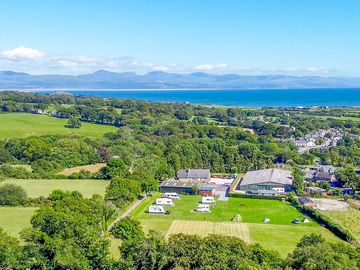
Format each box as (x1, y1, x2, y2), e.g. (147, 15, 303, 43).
(0, 207, 37, 238)
(0, 179, 109, 198)
(132, 194, 343, 257)
(0, 113, 117, 139)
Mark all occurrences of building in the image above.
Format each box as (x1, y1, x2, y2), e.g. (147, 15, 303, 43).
(305, 186, 327, 195)
(176, 169, 211, 181)
(238, 168, 293, 194)
(298, 196, 315, 208)
(313, 171, 336, 183)
(160, 179, 196, 194)
(198, 185, 216, 197)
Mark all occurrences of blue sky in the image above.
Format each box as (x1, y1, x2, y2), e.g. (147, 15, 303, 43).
(0, 0, 359, 75)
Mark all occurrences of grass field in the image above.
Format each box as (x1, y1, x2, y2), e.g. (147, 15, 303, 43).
(0, 179, 109, 198)
(0, 113, 117, 139)
(59, 163, 106, 176)
(322, 209, 360, 242)
(0, 207, 37, 238)
(132, 194, 342, 256)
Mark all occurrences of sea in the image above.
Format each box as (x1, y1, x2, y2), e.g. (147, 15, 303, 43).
(37, 88, 360, 107)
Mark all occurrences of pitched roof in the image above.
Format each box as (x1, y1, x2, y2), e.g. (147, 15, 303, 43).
(160, 180, 195, 188)
(177, 169, 210, 179)
(314, 171, 332, 180)
(240, 168, 293, 186)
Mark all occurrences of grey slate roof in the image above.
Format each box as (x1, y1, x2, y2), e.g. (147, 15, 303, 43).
(160, 180, 195, 188)
(176, 169, 211, 180)
(240, 168, 293, 186)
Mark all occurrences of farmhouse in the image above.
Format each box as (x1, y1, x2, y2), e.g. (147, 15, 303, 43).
(313, 171, 336, 183)
(160, 179, 196, 194)
(176, 169, 211, 182)
(238, 168, 293, 194)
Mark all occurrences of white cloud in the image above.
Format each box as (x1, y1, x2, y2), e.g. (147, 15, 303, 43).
(1, 46, 46, 60)
(0, 46, 347, 76)
(194, 64, 228, 71)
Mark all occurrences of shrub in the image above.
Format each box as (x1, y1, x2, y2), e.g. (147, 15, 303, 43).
(0, 184, 27, 206)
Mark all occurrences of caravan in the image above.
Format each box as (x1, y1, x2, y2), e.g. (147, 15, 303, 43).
(148, 205, 165, 214)
(156, 198, 174, 206)
(201, 196, 215, 204)
(163, 192, 180, 200)
(196, 204, 210, 212)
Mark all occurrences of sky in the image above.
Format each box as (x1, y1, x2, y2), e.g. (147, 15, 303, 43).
(0, 0, 359, 76)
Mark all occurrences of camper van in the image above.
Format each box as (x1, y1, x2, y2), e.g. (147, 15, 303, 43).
(148, 205, 165, 214)
(201, 196, 215, 204)
(163, 192, 180, 200)
(196, 204, 210, 212)
(156, 198, 174, 206)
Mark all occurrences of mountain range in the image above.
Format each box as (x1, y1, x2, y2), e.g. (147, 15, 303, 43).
(1, 70, 360, 90)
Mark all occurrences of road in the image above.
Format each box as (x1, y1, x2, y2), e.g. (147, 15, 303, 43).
(107, 195, 147, 232)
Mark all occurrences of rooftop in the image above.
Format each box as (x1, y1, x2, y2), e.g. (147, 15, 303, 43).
(177, 169, 211, 179)
(240, 168, 293, 186)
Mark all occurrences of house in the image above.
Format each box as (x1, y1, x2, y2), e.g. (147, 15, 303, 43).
(201, 196, 215, 204)
(238, 168, 293, 194)
(305, 186, 327, 195)
(298, 196, 315, 208)
(198, 185, 216, 197)
(176, 169, 211, 181)
(156, 198, 174, 206)
(313, 171, 336, 183)
(160, 180, 196, 194)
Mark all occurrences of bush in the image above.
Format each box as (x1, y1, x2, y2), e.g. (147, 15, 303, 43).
(0, 184, 28, 206)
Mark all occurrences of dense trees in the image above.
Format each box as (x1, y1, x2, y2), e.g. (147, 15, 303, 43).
(105, 177, 141, 208)
(285, 234, 360, 270)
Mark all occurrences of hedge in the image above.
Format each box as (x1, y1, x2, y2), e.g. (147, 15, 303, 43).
(228, 192, 286, 201)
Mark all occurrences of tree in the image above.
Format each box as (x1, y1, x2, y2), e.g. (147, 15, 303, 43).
(0, 184, 27, 206)
(0, 228, 23, 269)
(21, 190, 113, 269)
(286, 234, 359, 270)
(141, 178, 158, 195)
(66, 117, 82, 128)
(293, 167, 305, 194)
(105, 177, 141, 208)
(111, 217, 144, 243)
(337, 166, 359, 189)
(100, 158, 130, 179)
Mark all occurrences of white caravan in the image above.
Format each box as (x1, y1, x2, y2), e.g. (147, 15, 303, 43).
(201, 196, 215, 204)
(163, 192, 180, 200)
(148, 205, 165, 214)
(156, 198, 174, 206)
(196, 204, 210, 212)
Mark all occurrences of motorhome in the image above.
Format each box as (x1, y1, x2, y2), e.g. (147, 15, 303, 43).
(148, 205, 165, 214)
(196, 204, 210, 212)
(156, 198, 174, 206)
(201, 196, 215, 204)
(163, 192, 180, 200)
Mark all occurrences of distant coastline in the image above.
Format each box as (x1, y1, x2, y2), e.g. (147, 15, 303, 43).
(31, 88, 360, 108)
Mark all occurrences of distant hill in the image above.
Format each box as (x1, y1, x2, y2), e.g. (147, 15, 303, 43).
(1, 70, 360, 89)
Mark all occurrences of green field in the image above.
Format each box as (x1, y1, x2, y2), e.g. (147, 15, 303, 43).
(0, 179, 109, 198)
(0, 207, 37, 238)
(0, 113, 117, 139)
(132, 194, 342, 256)
(322, 209, 360, 242)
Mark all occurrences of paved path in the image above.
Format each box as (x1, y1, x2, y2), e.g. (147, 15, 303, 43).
(107, 195, 147, 232)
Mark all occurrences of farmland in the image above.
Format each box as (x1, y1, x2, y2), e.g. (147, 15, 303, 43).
(0, 179, 109, 198)
(0, 207, 37, 238)
(59, 163, 106, 176)
(132, 194, 342, 256)
(0, 113, 117, 139)
(322, 209, 360, 242)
